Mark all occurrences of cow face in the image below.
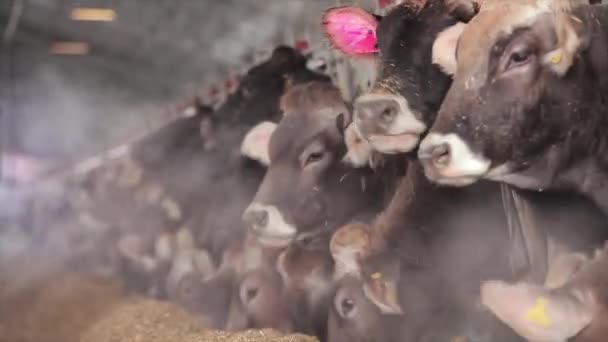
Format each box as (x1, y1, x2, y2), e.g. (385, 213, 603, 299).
(225, 267, 294, 333)
(418, 2, 592, 188)
(328, 276, 405, 342)
(242, 81, 379, 246)
(276, 234, 335, 338)
(328, 253, 442, 342)
(323, 1, 480, 154)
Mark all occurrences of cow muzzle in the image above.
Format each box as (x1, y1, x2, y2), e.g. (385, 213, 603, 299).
(242, 203, 296, 247)
(354, 93, 426, 154)
(418, 132, 491, 187)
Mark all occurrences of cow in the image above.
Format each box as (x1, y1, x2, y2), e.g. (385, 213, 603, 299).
(275, 231, 335, 340)
(322, 0, 480, 155)
(327, 221, 522, 342)
(481, 242, 608, 342)
(416, 1, 608, 217)
(31, 46, 330, 301)
(325, 0, 608, 283)
(241, 80, 403, 249)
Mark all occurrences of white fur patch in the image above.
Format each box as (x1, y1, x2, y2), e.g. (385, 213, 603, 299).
(384, 95, 426, 136)
(240, 121, 277, 166)
(419, 133, 491, 183)
(244, 202, 297, 244)
(368, 134, 420, 155)
(342, 124, 373, 167)
(355, 93, 426, 136)
(155, 233, 174, 261)
(176, 227, 196, 250)
(432, 22, 466, 76)
(182, 106, 197, 118)
(332, 245, 363, 280)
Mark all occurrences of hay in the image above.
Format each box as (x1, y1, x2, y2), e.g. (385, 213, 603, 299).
(0, 270, 318, 342)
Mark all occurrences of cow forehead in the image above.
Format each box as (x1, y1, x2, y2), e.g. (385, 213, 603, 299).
(457, 2, 547, 79)
(270, 108, 341, 155)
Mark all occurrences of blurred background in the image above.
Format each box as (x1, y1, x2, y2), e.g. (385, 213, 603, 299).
(0, 0, 346, 162)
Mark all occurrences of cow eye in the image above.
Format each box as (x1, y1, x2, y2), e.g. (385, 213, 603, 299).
(305, 152, 325, 166)
(506, 49, 531, 70)
(340, 298, 357, 318)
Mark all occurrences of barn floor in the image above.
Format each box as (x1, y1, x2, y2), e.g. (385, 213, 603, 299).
(0, 255, 318, 342)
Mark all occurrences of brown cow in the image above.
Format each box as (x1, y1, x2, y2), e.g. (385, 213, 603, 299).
(417, 1, 608, 216)
(327, 222, 520, 342)
(241, 80, 401, 247)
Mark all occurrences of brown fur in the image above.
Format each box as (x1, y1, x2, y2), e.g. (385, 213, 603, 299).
(280, 81, 346, 115)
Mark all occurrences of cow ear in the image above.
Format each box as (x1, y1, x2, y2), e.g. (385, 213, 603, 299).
(432, 22, 466, 76)
(544, 252, 587, 289)
(363, 273, 403, 315)
(240, 121, 277, 167)
(481, 280, 594, 342)
(543, 14, 586, 77)
(270, 45, 307, 68)
(323, 6, 379, 57)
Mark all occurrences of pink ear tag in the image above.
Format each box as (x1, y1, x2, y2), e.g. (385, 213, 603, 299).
(323, 7, 379, 56)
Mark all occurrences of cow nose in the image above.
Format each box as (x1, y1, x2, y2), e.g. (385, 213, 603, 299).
(354, 96, 401, 137)
(242, 208, 269, 228)
(419, 142, 451, 170)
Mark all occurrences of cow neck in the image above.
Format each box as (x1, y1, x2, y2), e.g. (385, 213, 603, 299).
(506, 144, 608, 222)
(368, 159, 439, 262)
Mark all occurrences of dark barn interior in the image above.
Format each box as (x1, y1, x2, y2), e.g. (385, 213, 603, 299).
(2, 0, 608, 341)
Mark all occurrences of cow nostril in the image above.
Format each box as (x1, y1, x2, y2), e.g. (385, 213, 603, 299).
(379, 106, 397, 123)
(431, 143, 451, 168)
(341, 298, 356, 317)
(243, 209, 269, 228)
(245, 287, 258, 302)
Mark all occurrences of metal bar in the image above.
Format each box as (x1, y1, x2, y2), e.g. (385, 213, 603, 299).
(1, 0, 25, 182)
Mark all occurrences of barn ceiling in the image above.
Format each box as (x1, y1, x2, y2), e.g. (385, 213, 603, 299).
(1, 0, 338, 97)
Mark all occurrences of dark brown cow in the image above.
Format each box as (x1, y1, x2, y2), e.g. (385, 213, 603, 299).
(323, 0, 480, 154)
(417, 2, 608, 217)
(481, 243, 608, 342)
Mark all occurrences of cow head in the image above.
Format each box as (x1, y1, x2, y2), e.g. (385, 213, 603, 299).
(324, 0, 481, 155)
(275, 233, 335, 338)
(418, 1, 594, 188)
(328, 250, 442, 342)
(241, 81, 381, 247)
(225, 266, 294, 333)
(327, 222, 446, 342)
(131, 102, 214, 169)
(218, 45, 331, 127)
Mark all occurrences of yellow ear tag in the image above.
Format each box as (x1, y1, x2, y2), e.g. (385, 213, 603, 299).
(525, 297, 552, 328)
(371, 272, 382, 280)
(550, 50, 563, 65)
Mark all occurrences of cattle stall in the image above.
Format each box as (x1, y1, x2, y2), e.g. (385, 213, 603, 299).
(2, 0, 608, 342)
